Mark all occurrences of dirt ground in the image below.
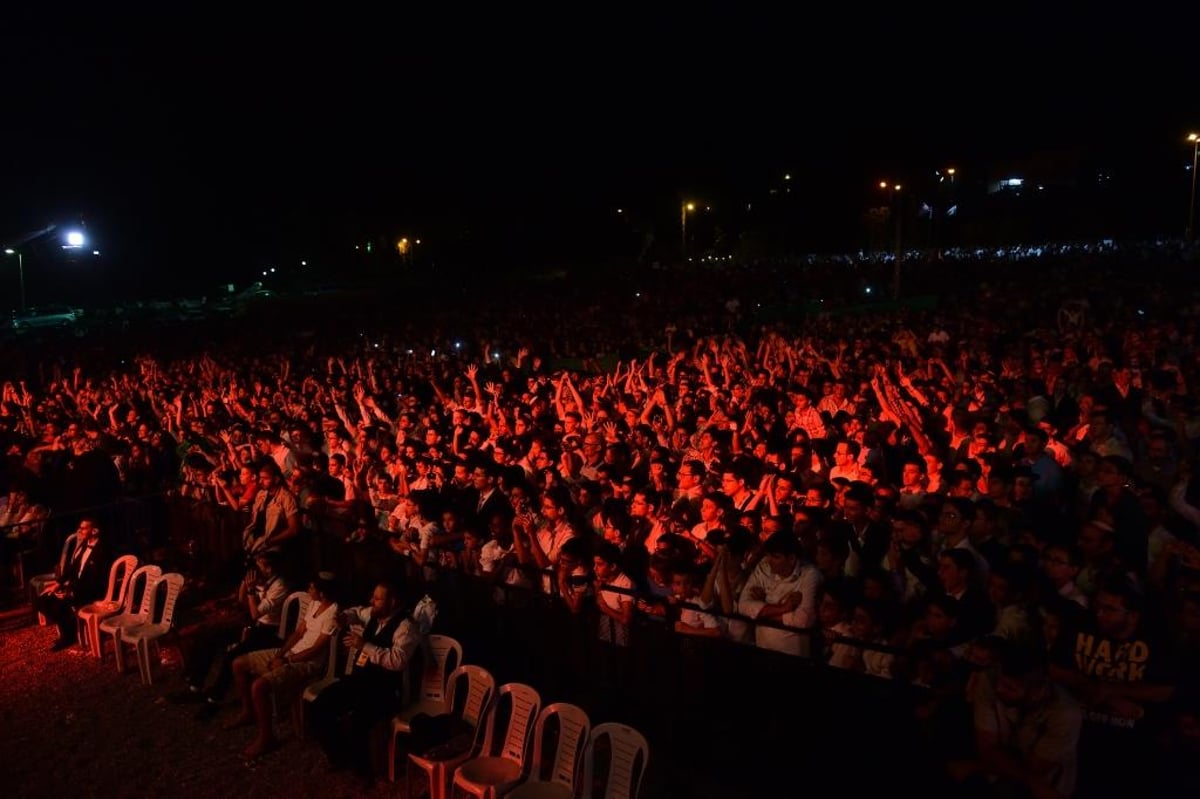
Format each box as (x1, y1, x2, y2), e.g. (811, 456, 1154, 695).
(0, 618, 416, 799)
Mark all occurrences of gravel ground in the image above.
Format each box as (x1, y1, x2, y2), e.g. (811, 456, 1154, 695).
(0, 620, 414, 799)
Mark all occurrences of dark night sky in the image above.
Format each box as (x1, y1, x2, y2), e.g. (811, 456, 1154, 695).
(0, 7, 1192, 298)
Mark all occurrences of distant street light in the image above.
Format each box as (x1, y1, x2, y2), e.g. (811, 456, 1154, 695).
(681, 201, 696, 260)
(879, 181, 904, 298)
(3, 248, 25, 313)
(63, 230, 85, 249)
(1187, 133, 1200, 241)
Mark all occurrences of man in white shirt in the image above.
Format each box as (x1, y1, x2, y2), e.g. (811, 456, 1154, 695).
(739, 532, 822, 657)
(310, 580, 421, 780)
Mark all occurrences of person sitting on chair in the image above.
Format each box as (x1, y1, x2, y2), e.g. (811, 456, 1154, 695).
(172, 550, 291, 720)
(226, 571, 339, 759)
(309, 580, 421, 783)
(36, 518, 108, 651)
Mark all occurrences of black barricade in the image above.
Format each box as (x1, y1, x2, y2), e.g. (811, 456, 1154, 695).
(158, 498, 955, 795)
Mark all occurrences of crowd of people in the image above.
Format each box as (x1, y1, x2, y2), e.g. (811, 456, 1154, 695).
(3, 243, 1200, 796)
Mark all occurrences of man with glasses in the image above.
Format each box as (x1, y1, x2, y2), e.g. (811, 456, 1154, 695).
(671, 459, 706, 518)
(936, 497, 990, 585)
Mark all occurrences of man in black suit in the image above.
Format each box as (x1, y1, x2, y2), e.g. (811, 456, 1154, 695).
(467, 460, 512, 529)
(36, 518, 109, 651)
(830, 482, 891, 576)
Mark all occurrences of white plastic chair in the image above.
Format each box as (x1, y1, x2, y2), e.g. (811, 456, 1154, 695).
(581, 724, 649, 799)
(76, 554, 139, 658)
(98, 565, 162, 664)
(294, 625, 345, 740)
(117, 572, 185, 685)
(407, 664, 496, 799)
(278, 590, 311, 639)
(29, 531, 78, 625)
(388, 634, 464, 781)
(505, 703, 592, 799)
(270, 590, 310, 732)
(451, 682, 542, 799)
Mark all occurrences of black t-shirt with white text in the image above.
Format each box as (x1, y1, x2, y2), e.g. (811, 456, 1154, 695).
(1052, 619, 1175, 730)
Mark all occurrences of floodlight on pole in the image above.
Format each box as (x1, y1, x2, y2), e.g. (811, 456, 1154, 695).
(1187, 133, 1200, 241)
(681, 202, 697, 260)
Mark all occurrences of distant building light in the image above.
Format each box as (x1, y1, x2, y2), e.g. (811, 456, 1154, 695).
(66, 231, 85, 247)
(1005, 178, 1024, 187)
(92, 250, 100, 256)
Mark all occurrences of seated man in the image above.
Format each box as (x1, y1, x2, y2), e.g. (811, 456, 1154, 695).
(950, 646, 1082, 799)
(35, 518, 107, 651)
(309, 580, 421, 781)
(226, 572, 339, 758)
(172, 551, 290, 720)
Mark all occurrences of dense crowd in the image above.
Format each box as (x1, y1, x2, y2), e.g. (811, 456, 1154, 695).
(4, 244, 1200, 797)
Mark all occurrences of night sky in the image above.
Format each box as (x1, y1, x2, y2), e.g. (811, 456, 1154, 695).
(0, 8, 1191, 300)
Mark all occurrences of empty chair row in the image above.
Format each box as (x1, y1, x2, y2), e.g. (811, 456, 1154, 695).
(401, 661, 648, 799)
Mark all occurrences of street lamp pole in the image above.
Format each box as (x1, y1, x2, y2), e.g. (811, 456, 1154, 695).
(681, 202, 695, 260)
(1187, 134, 1199, 241)
(879, 182, 903, 298)
(3, 249, 24, 313)
(893, 188, 903, 299)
